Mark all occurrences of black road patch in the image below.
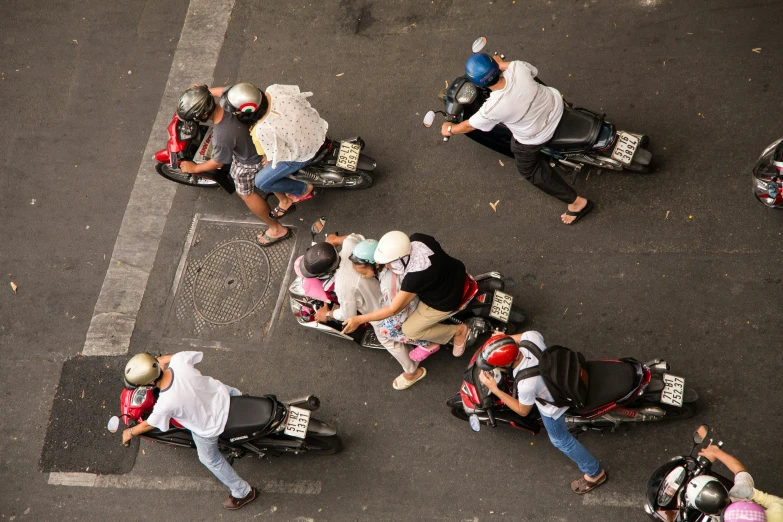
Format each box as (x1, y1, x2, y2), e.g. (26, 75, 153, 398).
(39, 355, 137, 474)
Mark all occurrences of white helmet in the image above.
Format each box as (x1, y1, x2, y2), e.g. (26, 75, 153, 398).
(124, 353, 161, 389)
(224, 83, 265, 123)
(374, 231, 411, 264)
(684, 475, 729, 515)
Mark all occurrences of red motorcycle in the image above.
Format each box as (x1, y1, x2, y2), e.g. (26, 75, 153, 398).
(447, 344, 698, 434)
(152, 114, 376, 192)
(107, 385, 342, 460)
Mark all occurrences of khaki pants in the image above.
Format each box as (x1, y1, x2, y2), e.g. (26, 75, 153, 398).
(374, 326, 418, 375)
(401, 302, 457, 345)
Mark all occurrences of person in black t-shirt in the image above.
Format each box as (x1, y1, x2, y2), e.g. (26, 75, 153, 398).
(341, 231, 470, 357)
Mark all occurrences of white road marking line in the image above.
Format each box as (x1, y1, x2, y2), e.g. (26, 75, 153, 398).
(48, 472, 321, 494)
(82, 0, 236, 356)
(582, 491, 645, 508)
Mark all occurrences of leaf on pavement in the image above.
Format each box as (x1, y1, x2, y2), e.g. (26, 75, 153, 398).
(10, 282, 18, 293)
(498, 159, 504, 167)
(253, 36, 258, 42)
(752, 48, 761, 53)
(489, 200, 500, 212)
(335, 73, 345, 77)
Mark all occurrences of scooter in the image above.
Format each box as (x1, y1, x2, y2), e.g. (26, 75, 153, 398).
(447, 345, 698, 434)
(287, 219, 527, 350)
(107, 383, 342, 461)
(152, 113, 377, 191)
(645, 425, 734, 521)
(423, 36, 654, 174)
(752, 137, 783, 208)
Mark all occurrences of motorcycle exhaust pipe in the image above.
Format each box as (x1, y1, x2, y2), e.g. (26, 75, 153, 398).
(645, 359, 670, 375)
(565, 406, 667, 428)
(286, 395, 321, 411)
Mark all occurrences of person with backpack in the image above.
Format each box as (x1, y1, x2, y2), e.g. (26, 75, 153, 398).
(476, 331, 608, 494)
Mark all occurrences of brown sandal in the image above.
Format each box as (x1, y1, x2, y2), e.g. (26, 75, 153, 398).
(571, 470, 608, 494)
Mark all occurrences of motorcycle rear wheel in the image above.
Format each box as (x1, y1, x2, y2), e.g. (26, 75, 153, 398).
(302, 435, 343, 455)
(658, 403, 696, 421)
(340, 170, 373, 189)
(155, 162, 220, 187)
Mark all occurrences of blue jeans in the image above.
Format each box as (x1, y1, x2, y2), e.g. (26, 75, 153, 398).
(254, 160, 309, 195)
(192, 386, 251, 499)
(540, 413, 602, 478)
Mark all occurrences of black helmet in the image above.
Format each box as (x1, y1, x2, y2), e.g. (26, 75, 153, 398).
(685, 476, 729, 516)
(300, 243, 339, 279)
(177, 85, 216, 122)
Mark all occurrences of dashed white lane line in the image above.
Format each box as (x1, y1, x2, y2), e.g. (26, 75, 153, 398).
(582, 490, 645, 508)
(82, 0, 236, 356)
(48, 472, 321, 494)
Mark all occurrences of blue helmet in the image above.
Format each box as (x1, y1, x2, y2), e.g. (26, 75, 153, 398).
(465, 53, 500, 87)
(349, 239, 378, 265)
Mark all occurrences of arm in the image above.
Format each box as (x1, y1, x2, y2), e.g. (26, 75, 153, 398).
(477, 370, 533, 417)
(442, 120, 478, 137)
(492, 55, 510, 72)
(341, 291, 416, 333)
(121, 420, 155, 445)
(752, 489, 783, 510)
(180, 158, 224, 174)
(208, 86, 226, 97)
(698, 446, 747, 474)
(325, 234, 349, 247)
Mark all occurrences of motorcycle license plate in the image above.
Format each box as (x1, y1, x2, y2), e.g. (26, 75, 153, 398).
(335, 141, 361, 171)
(611, 131, 639, 165)
(660, 374, 685, 407)
(284, 406, 311, 439)
(488, 290, 513, 323)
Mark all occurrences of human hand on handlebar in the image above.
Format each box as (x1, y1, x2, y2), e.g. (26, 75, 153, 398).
(122, 428, 133, 446)
(440, 122, 453, 138)
(314, 304, 330, 323)
(180, 160, 197, 174)
(697, 445, 722, 463)
(342, 316, 363, 334)
(478, 370, 498, 392)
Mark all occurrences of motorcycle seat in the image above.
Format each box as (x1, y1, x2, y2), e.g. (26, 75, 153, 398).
(581, 361, 636, 410)
(546, 108, 603, 151)
(221, 395, 276, 439)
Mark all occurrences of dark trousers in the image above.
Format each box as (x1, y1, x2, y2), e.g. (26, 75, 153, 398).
(511, 139, 578, 205)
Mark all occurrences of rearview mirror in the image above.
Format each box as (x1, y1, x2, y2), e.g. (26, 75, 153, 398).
(472, 36, 487, 53)
(469, 414, 481, 432)
(310, 217, 326, 237)
(107, 416, 120, 433)
(423, 111, 435, 128)
(693, 424, 709, 444)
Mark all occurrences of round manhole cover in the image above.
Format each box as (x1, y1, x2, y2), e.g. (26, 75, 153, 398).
(192, 240, 270, 325)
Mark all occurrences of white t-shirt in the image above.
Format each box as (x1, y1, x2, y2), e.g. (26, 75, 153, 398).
(330, 234, 383, 323)
(513, 331, 569, 420)
(468, 61, 564, 146)
(146, 351, 232, 438)
(252, 84, 329, 167)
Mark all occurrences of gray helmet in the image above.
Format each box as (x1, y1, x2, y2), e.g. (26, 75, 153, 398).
(224, 83, 265, 124)
(124, 353, 161, 388)
(177, 85, 216, 122)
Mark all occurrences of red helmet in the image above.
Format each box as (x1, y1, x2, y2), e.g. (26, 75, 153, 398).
(477, 334, 520, 370)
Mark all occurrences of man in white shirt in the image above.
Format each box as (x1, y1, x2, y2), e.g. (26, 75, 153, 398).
(442, 54, 592, 225)
(478, 331, 607, 494)
(121, 351, 258, 510)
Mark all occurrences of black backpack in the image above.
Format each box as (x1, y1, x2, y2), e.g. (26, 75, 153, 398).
(513, 341, 589, 409)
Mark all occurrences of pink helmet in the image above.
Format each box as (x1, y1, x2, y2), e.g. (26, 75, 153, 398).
(722, 501, 766, 522)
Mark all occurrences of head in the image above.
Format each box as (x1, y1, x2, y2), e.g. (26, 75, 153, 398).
(299, 242, 340, 280)
(349, 239, 379, 278)
(476, 334, 521, 371)
(465, 53, 501, 88)
(685, 476, 730, 516)
(124, 353, 162, 389)
(374, 231, 411, 274)
(721, 502, 766, 522)
(222, 82, 268, 124)
(177, 85, 217, 123)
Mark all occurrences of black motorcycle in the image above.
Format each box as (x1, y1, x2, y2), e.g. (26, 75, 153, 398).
(423, 36, 654, 174)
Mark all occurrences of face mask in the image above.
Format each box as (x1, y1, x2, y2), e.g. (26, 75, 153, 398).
(389, 259, 405, 275)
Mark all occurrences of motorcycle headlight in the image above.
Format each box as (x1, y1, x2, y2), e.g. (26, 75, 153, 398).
(456, 82, 478, 104)
(657, 465, 686, 507)
(754, 177, 770, 192)
(131, 387, 151, 407)
(288, 278, 305, 298)
(178, 121, 195, 141)
(760, 137, 783, 159)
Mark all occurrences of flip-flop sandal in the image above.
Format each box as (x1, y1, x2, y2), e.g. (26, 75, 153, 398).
(571, 470, 608, 495)
(254, 228, 291, 247)
(392, 367, 427, 390)
(288, 191, 316, 204)
(409, 345, 440, 362)
(269, 204, 296, 219)
(564, 200, 594, 225)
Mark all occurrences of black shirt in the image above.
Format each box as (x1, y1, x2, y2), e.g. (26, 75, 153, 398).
(400, 233, 466, 312)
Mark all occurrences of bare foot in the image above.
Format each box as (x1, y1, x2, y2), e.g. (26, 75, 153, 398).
(452, 324, 469, 356)
(403, 367, 425, 381)
(584, 470, 605, 483)
(256, 226, 289, 244)
(561, 196, 588, 224)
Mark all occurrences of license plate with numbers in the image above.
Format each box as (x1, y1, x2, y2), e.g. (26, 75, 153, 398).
(611, 131, 639, 165)
(284, 406, 311, 439)
(488, 290, 513, 323)
(660, 374, 685, 407)
(335, 141, 361, 171)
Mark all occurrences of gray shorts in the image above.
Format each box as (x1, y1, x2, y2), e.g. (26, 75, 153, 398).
(229, 159, 262, 196)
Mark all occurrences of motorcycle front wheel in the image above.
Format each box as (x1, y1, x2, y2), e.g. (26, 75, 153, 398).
(155, 162, 220, 187)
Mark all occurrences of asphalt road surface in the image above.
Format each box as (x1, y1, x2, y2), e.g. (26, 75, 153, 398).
(2, 0, 782, 521)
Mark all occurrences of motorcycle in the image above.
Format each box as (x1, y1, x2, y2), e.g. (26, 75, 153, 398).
(447, 346, 698, 434)
(752, 137, 783, 208)
(107, 384, 342, 460)
(423, 36, 654, 174)
(645, 425, 734, 521)
(152, 113, 377, 192)
(287, 219, 527, 350)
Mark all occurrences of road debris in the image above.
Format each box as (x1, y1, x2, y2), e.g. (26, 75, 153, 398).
(335, 73, 345, 77)
(10, 282, 18, 293)
(752, 48, 761, 53)
(665, 210, 670, 220)
(490, 200, 500, 212)
(498, 159, 504, 167)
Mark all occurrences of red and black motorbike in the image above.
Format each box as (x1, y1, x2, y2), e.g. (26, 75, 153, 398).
(107, 386, 342, 460)
(447, 344, 698, 434)
(752, 137, 783, 208)
(152, 114, 377, 192)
